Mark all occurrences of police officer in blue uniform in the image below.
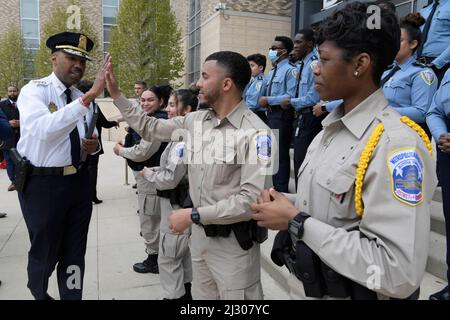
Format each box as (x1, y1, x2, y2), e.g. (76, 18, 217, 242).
(16, 32, 110, 300)
(426, 68, 450, 300)
(418, 0, 450, 83)
(280, 29, 321, 187)
(259, 36, 297, 192)
(243, 53, 267, 122)
(382, 13, 438, 137)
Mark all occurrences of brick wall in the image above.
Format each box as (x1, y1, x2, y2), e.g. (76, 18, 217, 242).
(0, 0, 21, 33)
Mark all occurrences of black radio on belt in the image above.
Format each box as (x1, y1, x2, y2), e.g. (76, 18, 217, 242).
(9, 148, 31, 193)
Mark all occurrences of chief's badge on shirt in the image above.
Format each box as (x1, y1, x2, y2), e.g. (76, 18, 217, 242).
(420, 70, 435, 86)
(255, 131, 272, 161)
(387, 148, 424, 206)
(48, 102, 58, 113)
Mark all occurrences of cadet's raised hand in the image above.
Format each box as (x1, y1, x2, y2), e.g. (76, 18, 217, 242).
(105, 57, 121, 99)
(84, 54, 112, 103)
(313, 102, 325, 117)
(258, 96, 269, 108)
(251, 188, 298, 230)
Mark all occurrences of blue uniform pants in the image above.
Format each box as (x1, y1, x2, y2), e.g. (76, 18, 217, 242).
(18, 169, 92, 300)
(437, 143, 450, 287)
(294, 111, 325, 189)
(267, 108, 294, 193)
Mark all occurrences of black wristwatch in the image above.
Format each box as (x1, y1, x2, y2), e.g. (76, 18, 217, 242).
(191, 207, 201, 225)
(288, 212, 311, 240)
(321, 104, 327, 112)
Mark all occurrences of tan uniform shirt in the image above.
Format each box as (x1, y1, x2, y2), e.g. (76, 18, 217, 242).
(114, 95, 274, 225)
(143, 141, 188, 191)
(296, 90, 437, 298)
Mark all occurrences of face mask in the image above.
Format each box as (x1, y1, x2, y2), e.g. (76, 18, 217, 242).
(268, 49, 280, 62)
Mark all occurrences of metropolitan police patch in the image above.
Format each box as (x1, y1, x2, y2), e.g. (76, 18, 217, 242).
(255, 132, 272, 161)
(387, 148, 424, 206)
(420, 70, 435, 86)
(175, 143, 186, 158)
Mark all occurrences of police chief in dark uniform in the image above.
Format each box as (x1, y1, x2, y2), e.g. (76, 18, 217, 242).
(16, 32, 111, 300)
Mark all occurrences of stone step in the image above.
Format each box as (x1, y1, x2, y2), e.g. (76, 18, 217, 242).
(430, 200, 446, 236)
(426, 231, 447, 281)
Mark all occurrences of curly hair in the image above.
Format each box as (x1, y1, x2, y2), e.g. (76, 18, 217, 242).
(316, 1, 400, 85)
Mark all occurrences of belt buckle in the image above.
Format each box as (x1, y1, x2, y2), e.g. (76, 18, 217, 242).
(63, 165, 77, 176)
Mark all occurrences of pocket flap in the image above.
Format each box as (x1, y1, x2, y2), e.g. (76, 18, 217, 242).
(317, 169, 355, 195)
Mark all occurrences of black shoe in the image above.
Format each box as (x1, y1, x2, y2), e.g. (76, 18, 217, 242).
(44, 293, 55, 300)
(181, 282, 192, 300)
(429, 286, 450, 300)
(0, 212, 6, 218)
(93, 198, 103, 204)
(133, 254, 159, 274)
(132, 183, 137, 189)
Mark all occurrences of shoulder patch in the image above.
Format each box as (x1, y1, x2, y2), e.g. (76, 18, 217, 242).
(291, 68, 299, 79)
(255, 82, 262, 92)
(387, 148, 424, 206)
(420, 70, 435, 85)
(255, 131, 272, 161)
(175, 143, 186, 158)
(310, 60, 318, 72)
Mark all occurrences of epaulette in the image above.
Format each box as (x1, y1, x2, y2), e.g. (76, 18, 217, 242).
(256, 74, 264, 81)
(412, 61, 427, 68)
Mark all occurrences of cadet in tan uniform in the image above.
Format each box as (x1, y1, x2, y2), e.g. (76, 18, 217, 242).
(113, 86, 170, 274)
(252, 2, 438, 300)
(141, 90, 198, 300)
(106, 51, 274, 300)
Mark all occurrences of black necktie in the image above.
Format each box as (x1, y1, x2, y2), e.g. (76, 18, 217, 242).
(65, 88, 80, 168)
(267, 65, 278, 96)
(380, 65, 401, 86)
(417, 0, 439, 58)
(295, 61, 305, 98)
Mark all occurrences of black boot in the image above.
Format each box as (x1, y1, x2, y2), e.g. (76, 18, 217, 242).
(133, 254, 159, 274)
(429, 286, 450, 300)
(181, 282, 192, 300)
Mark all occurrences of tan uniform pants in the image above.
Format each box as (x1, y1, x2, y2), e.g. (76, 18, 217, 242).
(135, 172, 160, 255)
(190, 224, 263, 300)
(158, 198, 192, 299)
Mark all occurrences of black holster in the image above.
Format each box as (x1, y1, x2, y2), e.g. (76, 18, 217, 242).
(202, 220, 267, 251)
(9, 148, 31, 193)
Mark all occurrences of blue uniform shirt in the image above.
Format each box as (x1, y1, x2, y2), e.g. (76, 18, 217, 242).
(290, 51, 320, 111)
(243, 72, 266, 112)
(382, 55, 438, 123)
(420, 0, 450, 69)
(427, 69, 450, 141)
(261, 58, 297, 106)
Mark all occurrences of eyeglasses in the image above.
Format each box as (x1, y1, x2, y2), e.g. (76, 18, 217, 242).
(269, 47, 285, 51)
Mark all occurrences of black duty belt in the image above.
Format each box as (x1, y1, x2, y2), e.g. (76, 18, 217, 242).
(268, 105, 282, 112)
(298, 106, 313, 115)
(31, 165, 79, 176)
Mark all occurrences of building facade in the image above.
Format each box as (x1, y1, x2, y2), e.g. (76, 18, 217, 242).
(0, 1, 426, 88)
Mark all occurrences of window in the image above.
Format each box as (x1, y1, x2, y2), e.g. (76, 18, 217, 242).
(188, 0, 201, 84)
(102, 0, 120, 53)
(20, 0, 39, 80)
